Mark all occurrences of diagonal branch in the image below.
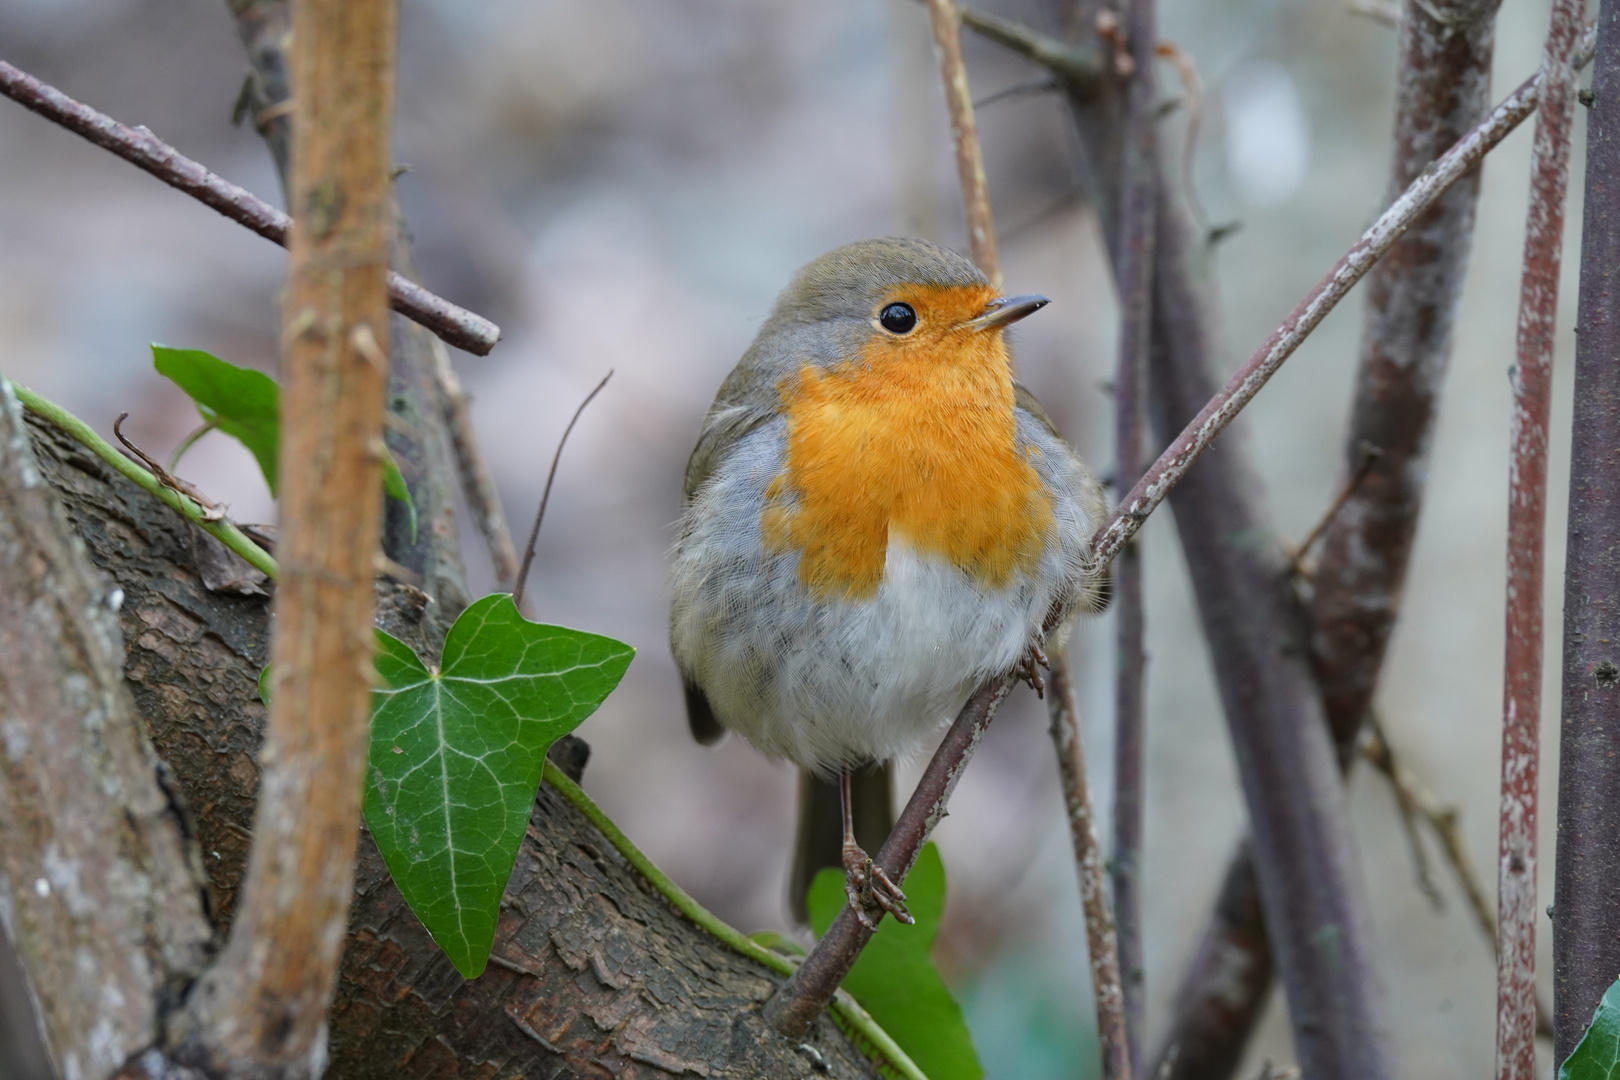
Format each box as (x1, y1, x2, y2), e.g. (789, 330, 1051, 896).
(1087, 26, 1593, 568)
(0, 59, 501, 357)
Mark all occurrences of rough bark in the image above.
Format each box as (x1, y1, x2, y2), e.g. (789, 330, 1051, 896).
(0, 386, 212, 1079)
(23, 412, 883, 1079)
(1553, 0, 1620, 1063)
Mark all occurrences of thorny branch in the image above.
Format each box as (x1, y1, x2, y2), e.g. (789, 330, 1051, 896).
(0, 59, 502, 356)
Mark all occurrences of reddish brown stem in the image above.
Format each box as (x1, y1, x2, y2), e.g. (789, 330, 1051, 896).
(763, 674, 1016, 1038)
(0, 59, 500, 356)
(1496, 2, 1582, 1076)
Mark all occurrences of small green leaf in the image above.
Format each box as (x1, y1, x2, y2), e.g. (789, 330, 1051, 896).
(808, 843, 983, 1080)
(1562, 978, 1620, 1080)
(258, 664, 272, 706)
(152, 345, 281, 494)
(365, 594, 634, 978)
(151, 343, 414, 522)
(380, 449, 416, 543)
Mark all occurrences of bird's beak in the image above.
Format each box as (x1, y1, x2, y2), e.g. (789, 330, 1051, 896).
(960, 294, 1050, 332)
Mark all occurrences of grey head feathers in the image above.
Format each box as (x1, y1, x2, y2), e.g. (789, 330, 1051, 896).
(683, 238, 998, 500)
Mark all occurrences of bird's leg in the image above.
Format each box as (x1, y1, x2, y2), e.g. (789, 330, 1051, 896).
(839, 767, 912, 928)
(1017, 642, 1049, 697)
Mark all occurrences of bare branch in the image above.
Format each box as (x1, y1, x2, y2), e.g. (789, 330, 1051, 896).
(956, 5, 1104, 92)
(1496, 1, 1583, 1075)
(1108, 0, 1160, 1064)
(177, 0, 399, 1070)
(513, 371, 612, 612)
(0, 59, 501, 356)
(925, 0, 1001, 289)
(1050, 658, 1133, 1080)
(426, 335, 520, 590)
(1089, 27, 1594, 569)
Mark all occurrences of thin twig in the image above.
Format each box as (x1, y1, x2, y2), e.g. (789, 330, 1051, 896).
(1360, 720, 1443, 909)
(1287, 441, 1381, 577)
(925, 0, 1001, 290)
(0, 60, 501, 356)
(974, 74, 1060, 110)
(1495, 2, 1582, 1075)
(1109, 0, 1160, 1068)
(167, 418, 220, 473)
(112, 413, 226, 522)
(956, 4, 1103, 92)
(1358, 719, 1554, 1040)
(1088, 23, 1599, 571)
(426, 335, 520, 591)
(1051, 656, 1133, 1080)
(764, 675, 1017, 1038)
(512, 371, 612, 613)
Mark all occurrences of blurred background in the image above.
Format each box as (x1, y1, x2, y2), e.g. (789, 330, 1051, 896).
(0, 0, 1590, 1075)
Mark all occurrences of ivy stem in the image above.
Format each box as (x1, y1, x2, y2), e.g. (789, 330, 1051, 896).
(539, 761, 927, 1080)
(167, 417, 221, 472)
(7, 380, 279, 580)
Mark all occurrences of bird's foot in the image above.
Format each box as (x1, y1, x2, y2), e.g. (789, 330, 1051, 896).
(842, 840, 912, 928)
(1017, 642, 1050, 697)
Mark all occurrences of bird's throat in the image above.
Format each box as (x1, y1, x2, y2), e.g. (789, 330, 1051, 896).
(764, 334, 1053, 600)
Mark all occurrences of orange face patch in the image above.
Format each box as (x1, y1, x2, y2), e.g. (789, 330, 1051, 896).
(763, 284, 1053, 599)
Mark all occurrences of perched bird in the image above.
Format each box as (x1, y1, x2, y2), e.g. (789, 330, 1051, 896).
(670, 237, 1107, 926)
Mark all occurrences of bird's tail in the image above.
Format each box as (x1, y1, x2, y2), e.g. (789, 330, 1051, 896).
(789, 762, 895, 924)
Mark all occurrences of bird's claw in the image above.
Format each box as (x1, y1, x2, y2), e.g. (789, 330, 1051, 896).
(1017, 643, 1050, 697)
(842, 841, 913, 928)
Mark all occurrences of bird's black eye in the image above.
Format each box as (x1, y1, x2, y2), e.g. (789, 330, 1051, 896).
(879, 302, 917, 334)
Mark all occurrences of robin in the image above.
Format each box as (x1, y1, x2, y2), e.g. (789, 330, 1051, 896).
(669, 237, 1107, 927)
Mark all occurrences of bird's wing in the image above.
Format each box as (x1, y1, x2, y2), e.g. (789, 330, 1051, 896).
(1013, 380, 1063, 440)
(681, 401, 777, 502)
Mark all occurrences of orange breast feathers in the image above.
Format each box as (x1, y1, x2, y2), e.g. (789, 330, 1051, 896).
(762, 284, 1054, 600)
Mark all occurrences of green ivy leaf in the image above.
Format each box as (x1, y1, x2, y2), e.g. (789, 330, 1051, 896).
(152, 344, 280, 492)
(808, 843, 984, 1080)
(365, 594, 634, 978)
(151, 343, 413, 532)
(1562, 978, 1620, 1080)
